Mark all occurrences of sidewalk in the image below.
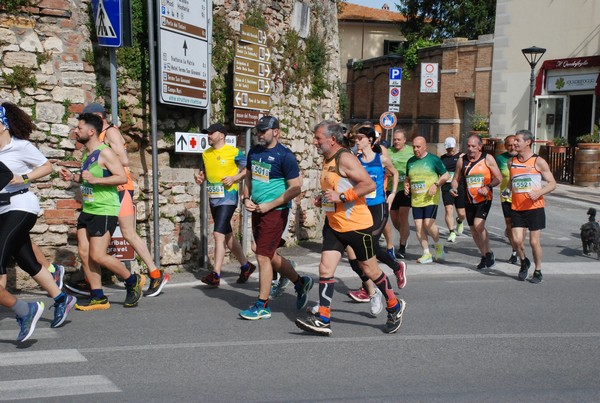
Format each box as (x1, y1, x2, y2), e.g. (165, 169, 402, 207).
(552, 183, 600, 205)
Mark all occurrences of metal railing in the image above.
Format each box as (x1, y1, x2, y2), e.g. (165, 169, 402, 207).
(539, 146, 576, 184)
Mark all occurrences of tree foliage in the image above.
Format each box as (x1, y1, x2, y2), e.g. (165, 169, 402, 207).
(396, 0, 496, 42)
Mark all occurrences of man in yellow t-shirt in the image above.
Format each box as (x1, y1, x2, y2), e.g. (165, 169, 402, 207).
(194, 123, 256, 287)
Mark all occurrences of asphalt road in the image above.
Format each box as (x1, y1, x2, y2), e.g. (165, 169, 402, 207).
(1, 189, 599, 402)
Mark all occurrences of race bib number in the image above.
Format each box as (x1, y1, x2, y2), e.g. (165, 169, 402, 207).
(81, 185, 94, 202)
(411, 181, 427, 194)
(466, 174, 484, 189)
(366, 175, 377, 199)
(252, 161, 271, 183)
(207, 182, 225, 198)
(448, 172, 455, 181)
(513, 177, 532, 193)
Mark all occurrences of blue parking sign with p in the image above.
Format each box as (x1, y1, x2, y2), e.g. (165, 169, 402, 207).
(390, 67, 403, 81)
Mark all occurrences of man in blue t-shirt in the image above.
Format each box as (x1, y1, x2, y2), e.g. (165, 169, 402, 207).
(239, 116, 313, 320)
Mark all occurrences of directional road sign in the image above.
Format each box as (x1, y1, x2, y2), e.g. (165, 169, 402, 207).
(91, 0, 122, 47)
(158, 0, 209, 109)
(240, 25, 267, 46)
(234, 109, 263, 128)
(175, 132, 237, 154)
(234, 24, 272, 112)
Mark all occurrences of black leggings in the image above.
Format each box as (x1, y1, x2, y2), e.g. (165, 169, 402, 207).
(0, 211, 42, 277)
(368, 203, 400, 271)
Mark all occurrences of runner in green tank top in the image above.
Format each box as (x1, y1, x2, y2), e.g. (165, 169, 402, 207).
(59, 113, 146, 310)
(80, 143, 120, 216)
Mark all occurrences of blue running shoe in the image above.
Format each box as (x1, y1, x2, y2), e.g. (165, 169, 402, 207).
(51, 295, 76, 328)
(239, 302, 271, 320)
(270, 276, 290, 299)
(295, 276, 314, 310)
(52, 264, 65, 289)
(16, 301, 44, 342)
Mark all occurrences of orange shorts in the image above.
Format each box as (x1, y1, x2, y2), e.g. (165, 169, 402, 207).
(118, 189, 135, 218)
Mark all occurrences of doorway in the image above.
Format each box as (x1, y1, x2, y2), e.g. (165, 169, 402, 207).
(568, 94, 593, 144)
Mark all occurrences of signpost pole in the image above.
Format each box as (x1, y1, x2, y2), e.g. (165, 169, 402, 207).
(145, 0, 160, 267)
(109, 48, 119, 125)
(242, 127, 251, 256)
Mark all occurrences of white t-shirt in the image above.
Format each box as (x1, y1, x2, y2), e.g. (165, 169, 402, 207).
(0, 137, 48, 215)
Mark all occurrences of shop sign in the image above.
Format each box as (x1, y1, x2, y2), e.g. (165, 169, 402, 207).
(547, 73, 599, 92)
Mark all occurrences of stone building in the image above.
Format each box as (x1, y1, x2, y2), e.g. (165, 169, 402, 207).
(0, 0, 340, 287)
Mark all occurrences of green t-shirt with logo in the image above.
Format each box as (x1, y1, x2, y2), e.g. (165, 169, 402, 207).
(495, 152, 512, 202)
(406, 152, 447, 207)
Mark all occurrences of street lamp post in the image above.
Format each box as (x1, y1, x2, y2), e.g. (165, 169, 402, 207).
(521, 46, 547, 137)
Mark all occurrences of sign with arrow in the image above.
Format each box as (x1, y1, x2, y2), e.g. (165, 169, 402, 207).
(175, 132, 237, 154)
(233, 24, 272, 112)
(157, 0, 209, 109)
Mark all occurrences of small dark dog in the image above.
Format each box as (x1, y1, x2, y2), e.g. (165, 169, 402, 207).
(580, 208, 600, 259)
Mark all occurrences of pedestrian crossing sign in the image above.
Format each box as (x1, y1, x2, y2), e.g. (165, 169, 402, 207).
(91, 0, 122, 47)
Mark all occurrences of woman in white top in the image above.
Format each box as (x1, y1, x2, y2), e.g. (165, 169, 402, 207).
(0, 102, 75, 329)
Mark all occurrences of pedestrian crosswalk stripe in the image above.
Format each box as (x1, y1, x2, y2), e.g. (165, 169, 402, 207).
(0, 328, 58, 341)
(0, 349, 87, 367)
(0, 375, 120, 400)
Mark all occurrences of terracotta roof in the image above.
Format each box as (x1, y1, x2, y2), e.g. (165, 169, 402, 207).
(338, 3, 406, 23)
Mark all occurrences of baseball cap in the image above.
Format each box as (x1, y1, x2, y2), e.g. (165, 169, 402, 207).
(444, 137, 457, 149)
(82, 103, 106, 114)
(256, 116, 279, 131)
(201, 123, 227, 134)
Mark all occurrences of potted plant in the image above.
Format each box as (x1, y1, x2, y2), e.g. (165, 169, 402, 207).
(469, 111, 490, 137)
(576, 124, 600, 149)
(550, 136, 569, 152)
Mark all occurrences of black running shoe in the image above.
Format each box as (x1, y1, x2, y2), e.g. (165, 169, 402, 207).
(485, 252, 496, 269)
(124, 274, 146, 308)
(508, 253, 518, 265)
(529, 270, 543, 284)
(295, 315, 332, 336)
(385, 299, 406, 334)
(476, 256, 486, 270)
(144, 272, 170, 297)
(518, 257, 531, 281)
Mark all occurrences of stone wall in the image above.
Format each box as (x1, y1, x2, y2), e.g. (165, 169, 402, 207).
(0, 0, 340, 287)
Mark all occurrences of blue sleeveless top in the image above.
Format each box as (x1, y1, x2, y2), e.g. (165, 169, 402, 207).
(358, 152, 386, 206)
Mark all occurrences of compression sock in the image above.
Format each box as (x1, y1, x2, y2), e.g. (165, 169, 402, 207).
(374, 273, 399, 309)
(317, 277, 335, 323)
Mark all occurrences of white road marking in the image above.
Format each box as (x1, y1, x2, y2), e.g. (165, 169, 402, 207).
(0, 328, 59, 341)
(0, 375, 120, 400)
(0, 349, 86, 367)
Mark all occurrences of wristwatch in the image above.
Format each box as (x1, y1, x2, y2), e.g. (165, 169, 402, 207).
(339, 192, 347, 203)
(22, 174, 29, 184)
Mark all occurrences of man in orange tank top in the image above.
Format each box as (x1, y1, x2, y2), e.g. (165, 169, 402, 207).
(508, 130, 556, 284)
(451, 134, 502, 270)
(294, 120, 406, 336)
